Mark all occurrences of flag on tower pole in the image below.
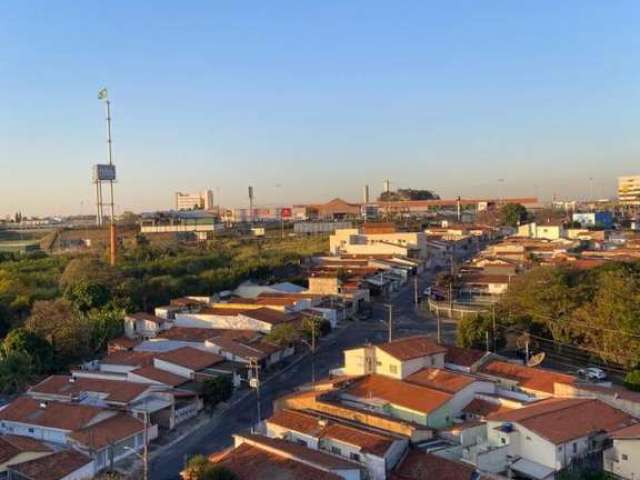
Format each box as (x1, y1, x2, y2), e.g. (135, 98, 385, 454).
(97, 88, 109, 101)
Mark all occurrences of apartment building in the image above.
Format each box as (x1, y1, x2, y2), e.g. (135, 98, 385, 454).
(175, 190, 214, 210)
(618, 175, 640, 206)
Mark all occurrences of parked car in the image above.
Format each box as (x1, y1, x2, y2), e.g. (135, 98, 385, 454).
(577, 367, 607, 381)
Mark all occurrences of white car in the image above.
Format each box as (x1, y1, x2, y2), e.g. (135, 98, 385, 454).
(578, 367, 607, 381)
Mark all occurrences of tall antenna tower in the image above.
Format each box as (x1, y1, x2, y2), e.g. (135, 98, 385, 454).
(94, 87, 118, 266)
(248, 185, 254, 225)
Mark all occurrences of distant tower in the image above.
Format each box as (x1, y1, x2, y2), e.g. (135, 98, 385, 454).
(95, 87, 117, 266)
(383, 179, 391, 193)
(457, 196, 462, 222)
(248, 185, 254, 224)
(363, 185, 370, 204)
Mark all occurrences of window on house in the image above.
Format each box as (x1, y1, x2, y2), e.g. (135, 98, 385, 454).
(331, 447, 341, 455)
(296, 439, 307, 447)
(622, 454, 628, 461)
(572, 443, 577, 454)
(350, 453, 360, 462)
(500, 438, 506, 445)
(376, 361, 382, 367)
(28, 428, 34, 433)
(389, 365, 398, 374)
(526, 436, 531, 441)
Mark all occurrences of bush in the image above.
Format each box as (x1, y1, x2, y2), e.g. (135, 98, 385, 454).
(624, 370, 640, 391)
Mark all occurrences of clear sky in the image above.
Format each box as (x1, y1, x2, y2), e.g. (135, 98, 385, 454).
(1, 1, 640, 217)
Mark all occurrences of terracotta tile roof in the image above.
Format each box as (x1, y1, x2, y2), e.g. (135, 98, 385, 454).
(208, 336, 272, 361)
(320, 422, 393, 457)
(155, 347, 223, 371)
(240, 307, 298, 326)
(462, 399, 513, 418)
(103, 350, 155, 367)
(8, 449, 92, 480)
(479, 360, 576, 394)
(236, 434, 361, 471)
(488, 398, 637, 444)
(157, 327, 220, 342)
(0, 435, 51, 464)
(345, 374, 452, 414)
(376, 336, 447, 361)
(611, 423, 640, 440)
(405, 368, 477, 394)
(130, 366, 188, 387)
(127, 312, 166, 324)
(444, 345, 488, 368)
(29, 375, 150, 404)
(211, 442, 341, 480)
(267, 409, 394, 456)
(197, 306, 249, 316)
(0, 397, 105, 431)
(267, 409, 324, 436)
(392, 450, 487, 480)
(70, 413, 144, 450)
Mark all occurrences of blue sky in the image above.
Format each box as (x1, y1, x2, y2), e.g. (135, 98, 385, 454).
(1, 1, 640, 216)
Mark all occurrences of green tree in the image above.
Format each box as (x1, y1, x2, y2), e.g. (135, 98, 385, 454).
(200, 376, 233, 415)
(500, 202, 529, 227)
(624, 370, 640, 392)
(457, 313, 499, 350)
(64, 280, 111, 313)
(2, 327, 54, 373)
(59, 257, 118, 291)
(266, 323, 300, 346)
(0, 350, 35, 394)
(86, 307, 125, 354)
(25, 299, 91, 365)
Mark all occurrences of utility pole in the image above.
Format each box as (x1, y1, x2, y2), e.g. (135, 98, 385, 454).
(525, 339, 530, 365)
(386, 304, 393, 342)
(249, 358, 261, 424)
(414, 275, 419, 306)
(143, 409, 149, 480)
(485, 331, 490, 352)
(492, 303, 497, 352)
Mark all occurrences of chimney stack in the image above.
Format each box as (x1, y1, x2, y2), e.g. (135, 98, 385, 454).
(363, 185, 370, 204)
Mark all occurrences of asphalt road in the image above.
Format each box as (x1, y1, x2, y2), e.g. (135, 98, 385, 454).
(150, 272, 456, 479)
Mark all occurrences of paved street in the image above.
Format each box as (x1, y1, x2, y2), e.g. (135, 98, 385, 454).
(149, 272, 456, 479)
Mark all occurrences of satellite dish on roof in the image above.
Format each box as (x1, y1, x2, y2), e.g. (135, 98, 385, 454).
(527, 352, 546, 367)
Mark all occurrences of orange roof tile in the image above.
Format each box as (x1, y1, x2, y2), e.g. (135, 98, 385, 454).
(103, 350, 155, 367)
(211, 442, 341, 480)
(155, 347, 223, 371)
(345, 374, 452, 414)
(130, 366, 188, 387)
(240, 307, 298, 325)
(0, 397, 104, 431)
(29, 375, 150, 404)
(376, 336, 447, 361)
(611, 423, 640, 440)
(0, 435, 51, 464)
(488, 398, 637, 444)
(444, 345, 488, 368)
(8, 450, 91, 480)
(462, 399, 513, 418)
(70, 413, 144, 450)
(479, 360, 576, 394)
(405, 368, 477, 394)
(392, 450, 490, 480)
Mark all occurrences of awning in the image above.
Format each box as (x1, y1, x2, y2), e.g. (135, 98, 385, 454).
(511, 458, 555, 480)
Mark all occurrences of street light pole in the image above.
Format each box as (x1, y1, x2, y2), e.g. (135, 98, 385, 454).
(386, 304, 393, 342)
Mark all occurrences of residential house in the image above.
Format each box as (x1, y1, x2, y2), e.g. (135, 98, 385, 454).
(465, 398, 637, 478)
(265, 409, 407, 480)
(342, 336, 447, 380)
(0, 435, 51, 479)
(393, 449, 490, 480)
(205, 433, 364, 480)
(478, 360, 576, 400)
(329, 228, 428, 260)
(603, 423, 640, 480)
(124, 312, 171, 339)
(6, 449, 94, 480)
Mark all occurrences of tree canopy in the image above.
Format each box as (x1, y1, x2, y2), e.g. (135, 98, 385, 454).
(378, 189, 440, 202)
(499, 202, 529, 227)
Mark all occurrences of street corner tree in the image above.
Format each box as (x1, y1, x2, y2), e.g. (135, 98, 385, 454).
(499, 202, 529, 227)
(199, 376, 233, 415)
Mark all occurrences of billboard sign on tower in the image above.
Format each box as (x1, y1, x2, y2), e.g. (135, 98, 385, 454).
(93, 164, 116, 182)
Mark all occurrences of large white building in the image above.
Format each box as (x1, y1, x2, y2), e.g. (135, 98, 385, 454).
(329, 228, 428, 259)
(618, 176, 640, 206)
(175, 190, 214, 210)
